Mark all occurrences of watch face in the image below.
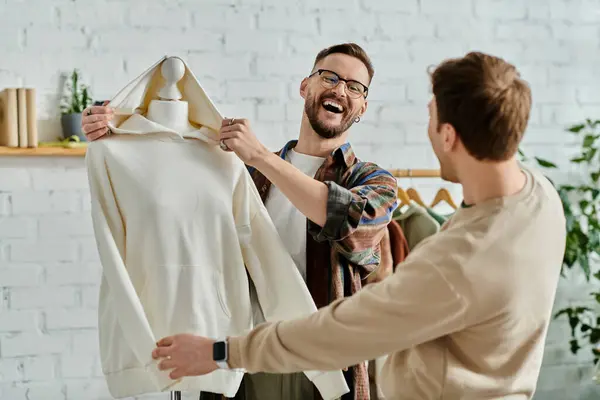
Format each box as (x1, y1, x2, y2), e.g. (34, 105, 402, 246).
(213, 341, 226, 361)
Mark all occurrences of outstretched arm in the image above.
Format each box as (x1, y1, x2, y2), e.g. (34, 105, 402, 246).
(219, 118, 330, 225)
(152, 257, 468, 379)
(218, 119, 398, 248)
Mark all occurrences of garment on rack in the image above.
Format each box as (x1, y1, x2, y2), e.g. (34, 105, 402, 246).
(86, 56, 348, 400)
(387, 220, 409, 270)
(392, 200, 440, 250)
(426, 207, 449, 225)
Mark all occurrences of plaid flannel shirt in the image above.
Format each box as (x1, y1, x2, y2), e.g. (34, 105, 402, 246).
(247, 140, 398, 400)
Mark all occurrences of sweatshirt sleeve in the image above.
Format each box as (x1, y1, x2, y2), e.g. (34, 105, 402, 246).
(226, 254, 469, 374)
(85, 144, 177, 391)
(232, 170, 349, 400)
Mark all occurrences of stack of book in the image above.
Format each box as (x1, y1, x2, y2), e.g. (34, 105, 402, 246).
(0, 87, 38, 148)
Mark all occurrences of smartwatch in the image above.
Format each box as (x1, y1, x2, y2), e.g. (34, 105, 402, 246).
(213, 339, 229, 369)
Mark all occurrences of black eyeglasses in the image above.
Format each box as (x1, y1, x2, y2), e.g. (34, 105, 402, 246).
(308, 69, 369, 99)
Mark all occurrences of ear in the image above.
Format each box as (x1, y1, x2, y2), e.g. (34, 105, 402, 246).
(358, 99, 368, 118)
(299, 78, 309, 100)
(440, 123, 458, 152)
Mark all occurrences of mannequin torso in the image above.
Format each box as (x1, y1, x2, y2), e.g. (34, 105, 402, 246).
(146, 56, 190, 134)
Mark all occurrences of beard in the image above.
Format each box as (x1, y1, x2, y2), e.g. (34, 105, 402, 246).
(304, 91, 357, 139)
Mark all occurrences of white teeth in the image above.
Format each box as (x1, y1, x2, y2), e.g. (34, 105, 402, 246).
(323, 100, 343, 112)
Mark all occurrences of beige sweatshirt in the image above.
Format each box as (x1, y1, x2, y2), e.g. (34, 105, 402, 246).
(228, 165, 567, 399)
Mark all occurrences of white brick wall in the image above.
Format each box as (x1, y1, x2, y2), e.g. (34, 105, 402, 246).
(1, 1, 599, 399)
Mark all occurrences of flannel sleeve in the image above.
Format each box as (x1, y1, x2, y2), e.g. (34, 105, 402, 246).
(308, 163, 398, 266)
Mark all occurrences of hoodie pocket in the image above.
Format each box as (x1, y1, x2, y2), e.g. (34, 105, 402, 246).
(213, 268, 231, 318)
(144, 265, 231, 333)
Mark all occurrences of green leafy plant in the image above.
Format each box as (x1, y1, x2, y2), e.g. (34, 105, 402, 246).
(60, 69, 93, 115)
(522, 119, 600, 365)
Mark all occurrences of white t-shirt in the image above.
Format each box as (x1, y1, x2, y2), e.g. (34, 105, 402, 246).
(265, 149, 326, 281)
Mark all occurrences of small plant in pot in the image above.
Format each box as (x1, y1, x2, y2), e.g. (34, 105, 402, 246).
(60, 69, 93, 141)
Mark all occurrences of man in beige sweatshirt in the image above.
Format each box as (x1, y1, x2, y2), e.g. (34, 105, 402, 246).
(151, 51, 567, 399)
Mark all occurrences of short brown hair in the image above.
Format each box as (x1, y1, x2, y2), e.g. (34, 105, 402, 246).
(313, 43, 375, 83)
(430, 52, 532, 161)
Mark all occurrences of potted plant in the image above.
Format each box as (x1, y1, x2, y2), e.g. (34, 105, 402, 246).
(551, 120, 600, 375)
(522, 119, 600, 379)
(60, 69, 93, 141)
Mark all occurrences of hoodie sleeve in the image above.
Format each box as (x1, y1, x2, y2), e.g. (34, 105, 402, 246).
(85, 144, 178, 391)
(232, 170, 350, 400)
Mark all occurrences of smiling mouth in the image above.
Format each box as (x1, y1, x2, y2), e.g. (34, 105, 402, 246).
(322, 100, 344, 114)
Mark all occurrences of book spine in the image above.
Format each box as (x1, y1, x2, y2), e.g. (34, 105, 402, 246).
(0, 88, 19, 147)
(26, 88, 38, 148)
(17, 88, 28, 148)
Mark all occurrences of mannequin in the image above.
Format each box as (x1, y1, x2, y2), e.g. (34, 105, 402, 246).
(150, 57, 187, 400)
(89, 55, 349, 400)
(147, 56, 189, 135)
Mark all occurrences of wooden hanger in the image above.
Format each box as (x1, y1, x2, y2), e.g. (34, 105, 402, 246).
(406, 188, 426, 207)
(397, 187, 411, 207)
(430, 188, 458, 210)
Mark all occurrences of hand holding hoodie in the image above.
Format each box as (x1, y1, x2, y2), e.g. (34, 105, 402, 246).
(85, 56, 349, 399)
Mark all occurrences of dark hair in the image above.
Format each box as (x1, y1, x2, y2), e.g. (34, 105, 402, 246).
(313, 43, 375, 83)
(430, 52, 532, 161)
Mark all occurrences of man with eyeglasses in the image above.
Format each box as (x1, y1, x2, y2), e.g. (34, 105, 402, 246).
(215, 44, 398, 400)
(81, 43, 398, 400)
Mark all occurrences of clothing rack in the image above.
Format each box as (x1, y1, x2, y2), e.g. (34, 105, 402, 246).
(389, 168, 441, 178)
(390, 169, 459, 210)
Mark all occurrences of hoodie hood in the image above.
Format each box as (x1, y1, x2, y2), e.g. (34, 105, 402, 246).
(106, 55, 223, 145)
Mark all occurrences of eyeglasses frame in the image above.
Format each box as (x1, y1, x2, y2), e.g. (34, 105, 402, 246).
(308, 69, 369, 99)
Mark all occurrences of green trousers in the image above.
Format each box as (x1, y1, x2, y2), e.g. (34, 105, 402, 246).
(199, 372, 317, 400)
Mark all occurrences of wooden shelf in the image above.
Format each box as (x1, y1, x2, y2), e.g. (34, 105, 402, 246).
(0, 146, 87, 156)
(0, 147, 439, 179)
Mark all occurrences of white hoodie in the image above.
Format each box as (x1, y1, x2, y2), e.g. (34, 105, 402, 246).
(85, 56, 349, 399)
